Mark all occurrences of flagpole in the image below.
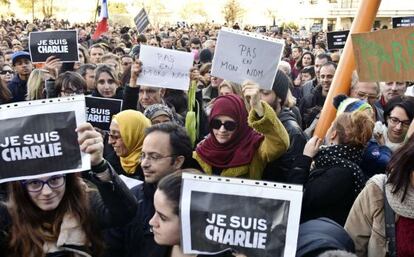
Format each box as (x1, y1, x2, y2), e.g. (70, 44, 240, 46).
(94, 0, 100, 23)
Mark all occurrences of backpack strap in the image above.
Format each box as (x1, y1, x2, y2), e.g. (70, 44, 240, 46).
(384, 181, 397, 257)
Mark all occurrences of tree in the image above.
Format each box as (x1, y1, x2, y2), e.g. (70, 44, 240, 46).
(222, 0, 245, 25)
(180, 0, 208, 22)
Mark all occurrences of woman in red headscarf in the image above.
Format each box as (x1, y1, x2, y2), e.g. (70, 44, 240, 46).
(194, 81, 290, 179)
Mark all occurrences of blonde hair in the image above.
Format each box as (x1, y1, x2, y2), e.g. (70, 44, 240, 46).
(333, 111, 374, 148)
(218, 80, 242, 96)
(26, 69, 49, 100)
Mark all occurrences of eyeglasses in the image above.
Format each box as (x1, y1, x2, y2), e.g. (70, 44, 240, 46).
(22, 175, 66, 192)
(211, 119, 237, 131)
(140, 152, 175, 162)
(106, 131, 122, 140)
(356, 91, 378, 101)
(61, 88, 84, 96)
(388, 116, 411, 128)
(0, 70, 14, 75)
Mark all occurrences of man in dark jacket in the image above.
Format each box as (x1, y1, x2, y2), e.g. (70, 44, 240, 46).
(104, 122, 200, 257)
(8, 51, 33, 102)
(260, 70, 308, 183)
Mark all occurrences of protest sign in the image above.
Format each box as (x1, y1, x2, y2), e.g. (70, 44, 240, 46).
(0, 95, 89, 183)
(134, 8, 150, 33)
(85, 96, 122, 131)
(137, 45, 194, 91)
(29, 30, 79, 63)
(327, 30, 349, 50)
(211, 28, 285, 90)
(310, 24, 322, 33)
(181, 173, 303, 257)
(256, 26, 267, 33)
(392, 16, 414, 28)
(352, 26, 414, 82)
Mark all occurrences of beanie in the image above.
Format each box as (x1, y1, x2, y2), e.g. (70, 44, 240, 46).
(271, 69, 290, 105)
(333, 94, 372, 116)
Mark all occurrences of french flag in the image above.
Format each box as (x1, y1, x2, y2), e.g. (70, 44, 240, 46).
(92, 0, 109, 40)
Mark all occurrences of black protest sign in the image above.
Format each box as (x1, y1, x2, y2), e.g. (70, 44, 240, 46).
(0, 112, 81, 181)
(85, 96, 122, 131)
(135, 8, 150, 33)
(190, 192, 289, 256)
(181, 174, 303, 257)
(0, 95, 88, 183)
(392, 16, 414, 28)
(327, 30, 349, 50)
(29, 30, 79, 63)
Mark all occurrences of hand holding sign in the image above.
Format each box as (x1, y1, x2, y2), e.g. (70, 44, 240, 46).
(129, 59, 143, 87)
(44, 56, 61, 79)
(242, 81, 263, 117)
(76, 123, 103, 166)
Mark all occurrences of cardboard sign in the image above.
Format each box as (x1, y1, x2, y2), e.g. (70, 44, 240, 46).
(137, 45, 194, 91)
(0, 95, 89, 183)
(181, 173, 303, 257)
(352, 26, 414, 82)
(310, 24, 322, 33)
(134, 8, 150, 33)
(85, 96, 122, 131)
(327, 30, 349, 50)
(211, 28, 285, 90)
(29, 30, 79, 63)
(392, 16, 414, 28)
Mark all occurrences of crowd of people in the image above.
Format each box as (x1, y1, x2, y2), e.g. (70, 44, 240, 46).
(0, 17, 414, 257)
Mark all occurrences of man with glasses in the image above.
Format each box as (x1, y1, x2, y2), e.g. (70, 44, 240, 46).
(105, 123, 199, 257)
(350, 74, 381, 121)
(8, 51, 33, 102)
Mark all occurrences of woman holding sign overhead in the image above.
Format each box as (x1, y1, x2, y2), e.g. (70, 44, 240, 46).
(0, 123, 138, 257)
(194, 81, 289, 179)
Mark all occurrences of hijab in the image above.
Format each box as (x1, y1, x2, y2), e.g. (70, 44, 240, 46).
(113, 110, 151, 174)
(196, 94, 264, 168)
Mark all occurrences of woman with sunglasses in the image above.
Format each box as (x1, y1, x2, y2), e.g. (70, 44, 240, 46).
(0, 123, 138, 257)
(0, 64, 12, 104)
(194, 81, 289, 179)
(361, 96, 414, 179)
(105, 109, 151, 179)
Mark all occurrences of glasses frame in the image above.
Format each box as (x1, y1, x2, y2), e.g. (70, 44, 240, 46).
(210, 119, 238, 131)
(388, 116, 411, 128)
(22, 175, 66, 192)
(140, 152, 176, 162)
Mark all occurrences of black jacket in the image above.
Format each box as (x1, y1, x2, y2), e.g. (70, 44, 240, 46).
(262, 108, 307, 184)
(0, 165, 138, 256)
(299, 86, 325, 129)
(292, 145, 366, 226)
(7, 75, 27, 103)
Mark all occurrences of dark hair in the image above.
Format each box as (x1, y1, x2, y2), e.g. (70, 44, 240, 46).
(301, 66, 316, 78)
(145, 122, 193, 162)
(296, 52, 315, 70)
(55, 71, 87, 96)
(383, 96, 414, 126)
(387, 135, 414, 202)
(157, 169, 202, 215)
(190, 37, 202, 46)
(316, 53, 332, 62)
(77, 63, 97, 78)
(6, 173, 104, 257)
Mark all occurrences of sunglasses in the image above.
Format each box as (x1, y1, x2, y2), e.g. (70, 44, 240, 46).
(0, 70, 14, 75)
(211, 119, 237, 131)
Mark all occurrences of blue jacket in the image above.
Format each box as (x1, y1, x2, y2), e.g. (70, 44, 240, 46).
(7, 75, 28, 103)
(360, 139, 392, 180)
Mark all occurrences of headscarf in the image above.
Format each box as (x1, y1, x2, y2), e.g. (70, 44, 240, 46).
(196, 94, 264, 168)
(143, 104, 176, 124)
(112, 110, 151, 174)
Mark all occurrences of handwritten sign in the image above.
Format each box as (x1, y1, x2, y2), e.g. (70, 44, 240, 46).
(85, 96, 122, 131)
(327, 30, 349, 50)
(392, 16, 414, 28)
(352, 27, 414, 82)
(29, 30, 79, 63)
(181, 173, 302, 257)
(211, 28, 285, 90)
(137, 45, 194, 91)
(0, 95, 89, 183)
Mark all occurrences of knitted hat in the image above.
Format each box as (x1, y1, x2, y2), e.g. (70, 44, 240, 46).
(333, 94, 372, 116)
(271, 69, 291, 105)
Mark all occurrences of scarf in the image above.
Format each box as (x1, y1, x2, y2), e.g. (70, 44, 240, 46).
(385, 183, 414, 219)
(314, 144, 365, 194)
(113, 110, 151, 174)
(196, 94, 264, 169)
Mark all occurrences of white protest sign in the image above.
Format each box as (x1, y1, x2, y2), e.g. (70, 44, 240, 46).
(211, 27, 285, 90)
(181, 173, 302, 257)
(0, 95, 90, 183)
(137, 45, 194, 91)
